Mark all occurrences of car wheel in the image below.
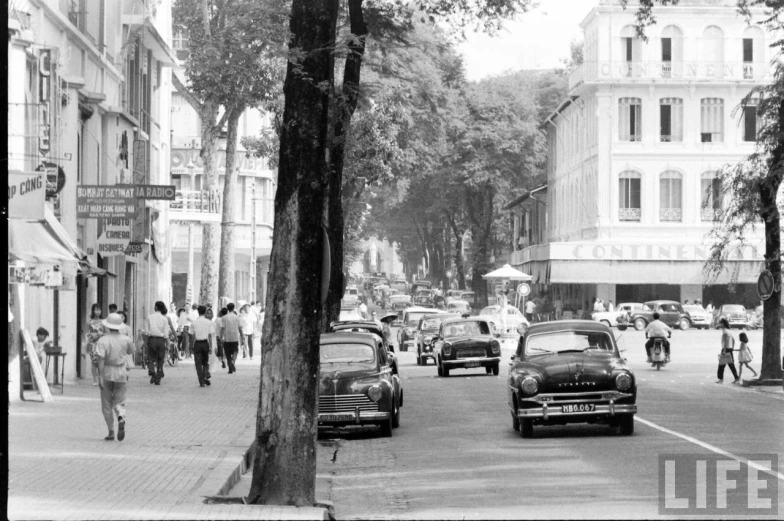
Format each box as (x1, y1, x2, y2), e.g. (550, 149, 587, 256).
(416, 352, 422, 365)
(437, 362, 443, 377)
(679, 318, 690, 331)
(512, 411, 520, 432)
(391, 399, 400, 428)
(634, 318, 647, 331)
(485, 366, 492, 375)
(492, 364, 500, 376)
(520, 418, 534, 438)
(399, 389, 403, 408)
(442, 365, 450, 377)
(619, 415, 634, 436)
(379, 418, 393, 437)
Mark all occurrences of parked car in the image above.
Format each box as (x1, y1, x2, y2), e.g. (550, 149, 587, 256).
(683, 305, 712, 330)
(479, 305, 529, 334)
(592, 302, 644, 328)
(716, 304, 753, 329)
(413, 289, 434, 307)
(328, 320, 398, 375)
(318, 332, 402, 437)
(397, 307, 441, 352)
(432, 316, 503, 376)
(414, 312, 461, 365)
(507, 320, 637, 438)
(446, 299, 471, 314)
(630, 300, 692, 331)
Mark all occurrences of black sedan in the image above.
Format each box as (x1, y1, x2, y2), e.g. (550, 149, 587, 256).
(507, 320, 637, 438)
(328, 320, 398, 375)
(318, 332, 403, 437)
(414, 312, 461, 366)
(432, 317, 503, 376)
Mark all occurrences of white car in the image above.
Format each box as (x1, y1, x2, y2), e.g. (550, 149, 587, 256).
(478, 305, 529, 334)
(592, 302, 644, 328)
(338, 306, 364, 321)
(683, 305, 712, 329)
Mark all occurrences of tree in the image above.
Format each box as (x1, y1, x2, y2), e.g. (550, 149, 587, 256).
(247, 0, 338, 505)
(172, 0, 284, 308)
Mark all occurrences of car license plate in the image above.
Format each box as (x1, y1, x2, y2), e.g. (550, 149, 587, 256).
(464, 362, 480, 368)
(562, 404, 595, 413)
(319, 413, 354, 423)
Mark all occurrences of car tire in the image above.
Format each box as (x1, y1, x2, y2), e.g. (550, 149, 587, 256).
(512, 411, 520, 432)
(442, 365, 450, 377)
(679, 318, 690, 331)
(391, 400, 400, 429)
(485, 366, 492, 375)
(619, 415, 634, 436)
(634, 318, 647, 331)
(379, 418, 393, 438)
(520, 418, 534, 438)
(437, 363, 443, 377)
(492, 364, 500, 376)
(416, 351, 422, 365)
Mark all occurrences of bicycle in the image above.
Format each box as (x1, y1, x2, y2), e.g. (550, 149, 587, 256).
(166, 335, 179, 367)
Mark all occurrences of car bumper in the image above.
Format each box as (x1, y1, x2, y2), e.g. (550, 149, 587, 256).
(517, 403, 637, 420)
(420, 350, 435, 360)
(442, 356, 501, 368)
(318, 410, 391, 426)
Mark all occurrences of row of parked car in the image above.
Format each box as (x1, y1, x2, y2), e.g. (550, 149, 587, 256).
(592, 300, 762, 331)
(320, 307, 638, 439)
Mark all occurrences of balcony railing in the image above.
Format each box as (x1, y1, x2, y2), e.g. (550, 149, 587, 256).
(569, 61, 770, 90)
(619, 207, 641, 221)
(660, 208, 682, 222)
(170, 190, 222, 214)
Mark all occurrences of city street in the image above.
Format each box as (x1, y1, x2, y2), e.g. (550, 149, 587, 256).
(315, 323, 784, 519)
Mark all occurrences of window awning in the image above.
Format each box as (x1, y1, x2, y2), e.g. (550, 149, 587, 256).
(8, 207, 86, 265)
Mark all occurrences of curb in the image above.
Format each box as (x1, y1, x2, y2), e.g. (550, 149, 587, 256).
(215, 440, 258, 497)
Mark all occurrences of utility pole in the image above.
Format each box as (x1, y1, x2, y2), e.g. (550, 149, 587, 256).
(250, 182, 257, 304)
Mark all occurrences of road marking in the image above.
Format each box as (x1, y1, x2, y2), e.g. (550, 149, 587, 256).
(636, 416, 784, 482)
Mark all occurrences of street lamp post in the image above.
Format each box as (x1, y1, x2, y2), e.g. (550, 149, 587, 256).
(250, 182, 257, 304)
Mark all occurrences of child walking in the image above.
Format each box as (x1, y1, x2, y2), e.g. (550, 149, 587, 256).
(736, 331, 758, 380)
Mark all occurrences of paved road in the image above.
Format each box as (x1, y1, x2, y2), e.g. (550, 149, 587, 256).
(316, 323, 784, 519)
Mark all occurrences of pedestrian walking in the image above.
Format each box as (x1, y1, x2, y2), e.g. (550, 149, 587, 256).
(188, 304, 199, 357)
(177, 307, 190, 358)
(554, 296, 563, 320)
(191, 305, 214, 387)
(525, 299, 536, 322)
(716, 318, 740, 384)
(94, 313, 135, 441)
(221, 302, 242, 374)
(145, 301, 175, 385)
(205, 307, 221, 375)
(216, 307, 227, 369)
(86, 303, 105, 386)
(736, 331, 758, 380)
(240, 304, 255, 360)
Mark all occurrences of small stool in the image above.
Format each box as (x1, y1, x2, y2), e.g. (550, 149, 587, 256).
(45, 352, 67, 394)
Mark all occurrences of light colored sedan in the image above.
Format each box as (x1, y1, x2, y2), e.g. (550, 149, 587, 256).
(593, 302, 644, 328)
(683, 305, 711, 329)
(478, 305, 529, 334)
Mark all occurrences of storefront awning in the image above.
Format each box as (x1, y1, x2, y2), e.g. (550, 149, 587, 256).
(544, 260, 763, 285)
(78, 262, 117, 278)
(8, 208, 85, 265)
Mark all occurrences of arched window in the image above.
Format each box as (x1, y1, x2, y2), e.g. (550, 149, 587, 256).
(702, 26, 724, 75)
(619, 171, 641, 222)
(620, 25, 642, 76)
(700, 172, 722, 221)
(742, 26, 764, 79)
(660, 171, 683, 222)
(619, 98, 642, 142)
(660, 25, 683, 77)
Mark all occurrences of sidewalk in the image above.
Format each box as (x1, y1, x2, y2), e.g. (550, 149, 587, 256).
(8, 356, 329, 520)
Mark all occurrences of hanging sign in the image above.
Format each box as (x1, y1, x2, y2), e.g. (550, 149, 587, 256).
(135, 185, 176, 200)
(97, 217, 133, 256)
(77, 185, 138, 218)
(8, 171, 46, 220)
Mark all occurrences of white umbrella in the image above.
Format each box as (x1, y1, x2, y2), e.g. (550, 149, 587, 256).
(482, 264, 532, 281)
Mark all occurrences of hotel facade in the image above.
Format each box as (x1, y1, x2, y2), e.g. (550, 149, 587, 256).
(510, 0, 775, 315)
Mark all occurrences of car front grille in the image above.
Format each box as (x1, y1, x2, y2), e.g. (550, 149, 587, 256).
(457, 348, 487, 359)
(318, 394, 378, 413)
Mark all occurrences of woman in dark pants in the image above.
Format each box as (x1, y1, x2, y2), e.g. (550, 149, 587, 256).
(716, 318, 740, 384)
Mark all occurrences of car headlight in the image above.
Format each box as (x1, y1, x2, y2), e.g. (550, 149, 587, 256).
(615, 373, 633, 391)
(490, 340, 501, 355)
(442, 343, 452, 356)
(521, 377, 538, 395)
(367, 385, 383, 402)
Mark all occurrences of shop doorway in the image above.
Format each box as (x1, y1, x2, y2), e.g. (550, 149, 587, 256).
(617, 284, 680, 303)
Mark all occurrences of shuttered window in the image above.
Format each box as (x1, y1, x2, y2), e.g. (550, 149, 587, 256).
(700, 98, 724, 142)
(619, 98, 642, 142)
(660, 98, 683, 142)
(660, 171, 682, 222)
(619, 171, 641, 221)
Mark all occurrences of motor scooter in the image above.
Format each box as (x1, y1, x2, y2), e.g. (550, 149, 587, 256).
(649, 335, 670, 370)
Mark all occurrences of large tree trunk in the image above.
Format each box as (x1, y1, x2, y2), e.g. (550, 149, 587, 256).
(758, 100, 783, 382)
(248, 0, 338, 506)
(198, 101, 221, 309)
(447, 212, 466, 289)
(323, 0, 368, 329)
(468, 186, 494, 308)
(219, 106, 244, 303)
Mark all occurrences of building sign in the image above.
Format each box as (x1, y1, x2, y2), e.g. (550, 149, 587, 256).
(77, 185, 137, 218)
(8, 171, 46, 220)
(97, 218, 132, 256)
(125, 242, 144, 255)
(135, 185, 176, 200)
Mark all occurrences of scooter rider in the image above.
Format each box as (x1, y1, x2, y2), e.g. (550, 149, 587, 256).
(644, 312, 671, 363)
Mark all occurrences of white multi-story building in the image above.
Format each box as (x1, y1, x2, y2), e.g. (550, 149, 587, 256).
(510, 0, 773, 315)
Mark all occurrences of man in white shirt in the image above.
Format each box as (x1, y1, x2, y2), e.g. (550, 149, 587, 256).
(191, 305, 215, 387)
(644, 312, 672, 363)
(525, 300, 536, 322)
(220, 302, 242, 374)
(607, 300, 615, 313)
(145, 301, 174, 385)
(187, 304, 199, 358)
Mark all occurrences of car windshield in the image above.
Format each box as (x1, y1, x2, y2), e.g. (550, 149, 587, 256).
(525, 331, 615, 355)
(723, 305, 745, 313)
(443, 321, 491, 337)
(405, 312, 430, 326)
(416, 290, 430, 297)
(320, 343, 376, 369)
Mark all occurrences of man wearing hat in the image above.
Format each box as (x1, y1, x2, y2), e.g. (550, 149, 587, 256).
(94, 313, 135, 441)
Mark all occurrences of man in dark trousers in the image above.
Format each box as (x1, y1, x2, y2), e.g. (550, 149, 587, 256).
(191, 305, 214, 387)
(145, 301, 174, 385)
(220, 302, 242, 374)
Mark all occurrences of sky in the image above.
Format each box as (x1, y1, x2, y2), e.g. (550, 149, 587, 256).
(457, 0, 596, 81)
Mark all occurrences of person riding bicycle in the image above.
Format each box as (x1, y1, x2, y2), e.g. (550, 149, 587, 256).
(644, 312, 671, 363)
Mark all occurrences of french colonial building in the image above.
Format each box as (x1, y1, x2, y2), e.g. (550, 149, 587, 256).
(510, 0, 773, 315)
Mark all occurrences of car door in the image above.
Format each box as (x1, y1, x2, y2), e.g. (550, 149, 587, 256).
(432, 324, 444, 360)
(659, 303, 678, 326)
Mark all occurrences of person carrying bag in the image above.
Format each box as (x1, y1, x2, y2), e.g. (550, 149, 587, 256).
(716, 318, 740, 384)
